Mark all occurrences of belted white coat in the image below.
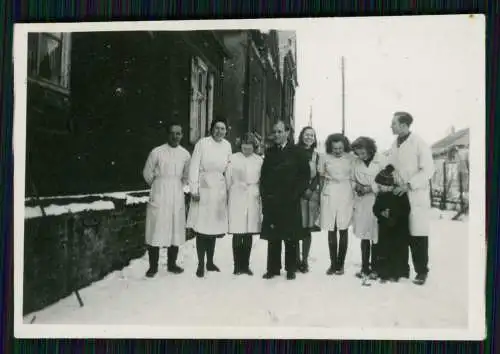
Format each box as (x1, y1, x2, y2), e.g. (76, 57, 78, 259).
(226, 152, 263, 235)
(186, 136, 232, 236)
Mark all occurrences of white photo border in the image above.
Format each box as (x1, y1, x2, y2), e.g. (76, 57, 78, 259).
(12, 16, 486, 340)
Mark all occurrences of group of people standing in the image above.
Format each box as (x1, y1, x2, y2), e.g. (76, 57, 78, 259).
(142, 111, 434, 286)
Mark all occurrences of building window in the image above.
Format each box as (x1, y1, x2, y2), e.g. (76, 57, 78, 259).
(189, 56, 214, 144)
(28, 32, 71, 91)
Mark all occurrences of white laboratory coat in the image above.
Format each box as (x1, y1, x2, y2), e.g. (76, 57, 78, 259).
(143, 144, 190, 247)
(387, 133, 435, 236)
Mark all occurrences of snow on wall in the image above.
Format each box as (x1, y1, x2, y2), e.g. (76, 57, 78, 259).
(25, 201, 116, 219)
(25, 189, 150, 201)
(25, 190, 150, 219)
(24, 186, 192, 219)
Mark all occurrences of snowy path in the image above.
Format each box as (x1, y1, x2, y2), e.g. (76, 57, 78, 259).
(23, 211, 468, 329)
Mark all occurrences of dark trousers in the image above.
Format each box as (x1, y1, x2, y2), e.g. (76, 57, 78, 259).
(195, 236, 217, 266)
(232, 234, 253, 271)
(267, 239, 298, 274)
(408, 236, 429, 275)
(328, 229, 348, 270)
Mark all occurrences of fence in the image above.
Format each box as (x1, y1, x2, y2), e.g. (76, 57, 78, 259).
(430, 152, 469, 217)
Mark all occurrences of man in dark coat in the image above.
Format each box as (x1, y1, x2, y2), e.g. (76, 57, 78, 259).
(260, 121, 311, 280)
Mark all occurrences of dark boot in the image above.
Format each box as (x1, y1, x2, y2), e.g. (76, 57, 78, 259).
(232, 235, 242, 275)
(167, 246, 184, 274)
(326, 230, 337, 275)
(356, 240, 371, 278)
(299, 233, 311, 273)
(146, 246, 159, 278)
(195, 236, 206, 278)
(241, 234, 253, 275)
(413, 273, 428, 285)
(335, 229, 348, 275)
(206, 237, 220, 272)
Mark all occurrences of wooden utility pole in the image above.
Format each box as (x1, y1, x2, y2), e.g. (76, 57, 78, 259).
(308, 105, 313, 127)
(341, 56, 346, 136)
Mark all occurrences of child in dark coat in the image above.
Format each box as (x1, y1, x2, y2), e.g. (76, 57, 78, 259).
(372, 164, 411, 282)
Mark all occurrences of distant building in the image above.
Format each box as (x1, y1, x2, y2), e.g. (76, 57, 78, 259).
(430, 127, 470, 211)
(431, 127, 470, 162)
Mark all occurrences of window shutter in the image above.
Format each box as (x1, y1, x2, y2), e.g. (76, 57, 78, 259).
(207, 73, 214, 135)
(189, 57, 199, 143)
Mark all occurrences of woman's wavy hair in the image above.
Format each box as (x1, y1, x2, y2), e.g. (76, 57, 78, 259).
(325, 133, 351, 154)
(351, 136, 377, 158)
(296, 126, 317, 150)
(237, 132, 259, 151)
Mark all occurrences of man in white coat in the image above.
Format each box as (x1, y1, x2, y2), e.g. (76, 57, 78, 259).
(388, 111, 434, 285)
(143, 122, 191, 278)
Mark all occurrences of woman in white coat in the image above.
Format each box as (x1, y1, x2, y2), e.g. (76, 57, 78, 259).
(143, 122, 190, 278)
(187, 117, 232, 278)
(226, 133, 263, 276)
(318, 133, 355, 276)
(388, 111, 434, 285)
(351, 137, 385, 279)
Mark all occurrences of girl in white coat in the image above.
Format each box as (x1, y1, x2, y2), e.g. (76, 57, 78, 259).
(388, 112, 434, 285)
(318, 133, 355, 275)
(351, 137, 385, 279)
(226, 133, 263, 276)
(187, 118, 232, 278)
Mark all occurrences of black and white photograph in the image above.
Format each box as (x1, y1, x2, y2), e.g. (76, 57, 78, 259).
(13, 16, 485, 339)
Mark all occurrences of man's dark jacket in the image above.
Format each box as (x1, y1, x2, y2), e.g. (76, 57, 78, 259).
(260, 142, 310, 241)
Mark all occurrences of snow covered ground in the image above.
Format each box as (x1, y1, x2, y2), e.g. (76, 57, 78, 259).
(23, 209, 468, 329)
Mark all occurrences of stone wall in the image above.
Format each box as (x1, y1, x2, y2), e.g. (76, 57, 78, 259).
(23, 196, 148, 315)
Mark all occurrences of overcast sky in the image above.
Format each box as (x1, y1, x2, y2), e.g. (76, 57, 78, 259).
(293, 15, 484, 152)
